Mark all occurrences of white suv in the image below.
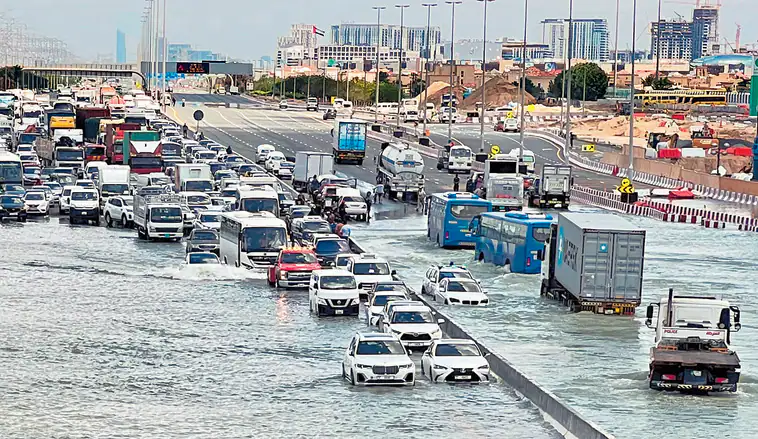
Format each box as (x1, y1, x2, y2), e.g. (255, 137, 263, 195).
(342, 332, 415, 386)
(104, 195, 134, 228)
(421, 264, 475, 298)
(344, 253, 395, 300)
(380, 303, 444, 351)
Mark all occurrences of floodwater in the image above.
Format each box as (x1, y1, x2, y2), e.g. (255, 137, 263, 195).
(0, 217, 557, 439)
(352, 204, 758, 439)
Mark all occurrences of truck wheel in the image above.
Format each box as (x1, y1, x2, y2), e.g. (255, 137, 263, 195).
(105, 212, 113, 227)
(95, 217, 101, 227)
(358, 159, 364, 166)
(137, 227, 146, 239)
(478, 253, 485, 262)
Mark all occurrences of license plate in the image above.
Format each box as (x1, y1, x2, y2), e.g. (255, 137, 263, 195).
(334, 309, 343, 315)
(378, 375, 393, 380)
(163, 234, 171, 238)
(407, 342, 425, 347)
(454, 375, 471, 380)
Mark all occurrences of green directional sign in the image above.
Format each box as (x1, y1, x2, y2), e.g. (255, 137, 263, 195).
(751, 57, 758, 117)
(327, 58, 336, 67)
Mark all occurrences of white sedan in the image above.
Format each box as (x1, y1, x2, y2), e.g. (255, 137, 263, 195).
(23, 191, 50, 216)
(421, 339, 491, 383)
(434, 278, 489, 306)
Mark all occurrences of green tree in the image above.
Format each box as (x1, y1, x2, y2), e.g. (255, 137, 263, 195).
(512, 78, 544, 98)
(548, 62, 608, 101)
(377, 82, 399, 102)
(642, 74, 673, 90)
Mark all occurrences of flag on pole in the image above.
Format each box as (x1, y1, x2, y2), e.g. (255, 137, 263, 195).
(312, 26, 325, 37)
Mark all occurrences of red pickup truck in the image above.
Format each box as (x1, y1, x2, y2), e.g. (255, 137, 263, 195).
(267, 248, 321, 288)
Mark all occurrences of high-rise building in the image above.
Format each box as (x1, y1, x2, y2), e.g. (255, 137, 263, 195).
(650, 19, 693, 61)
(541, 18, 609, 61)
(501, 39, 551, 62)
(329, 23, 441, 54)
(692, 6, 719, 59)
(116, 29, 126, 63)
(277, 24, 320, 67)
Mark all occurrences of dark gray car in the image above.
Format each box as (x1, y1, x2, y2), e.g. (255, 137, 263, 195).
(185, 229, 220, 255)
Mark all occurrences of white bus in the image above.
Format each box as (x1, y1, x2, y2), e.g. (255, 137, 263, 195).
(375, 102, 398, 116)
(506, 149, 536, 173)
(0, 151, 23, 186)
(219, 211, 288, 268)
(234, 186, 280, 217)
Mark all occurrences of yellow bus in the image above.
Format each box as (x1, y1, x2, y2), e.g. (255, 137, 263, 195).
(634, 89, 727, 107)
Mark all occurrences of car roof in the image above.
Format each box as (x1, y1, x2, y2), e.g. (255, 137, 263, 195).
(312, 269, 353, 277)
(391, 304, 431, 313)
(351, 253, 387, 263)
(356, 332, 398, 342)
(386, 300, 422, 309)
(434, 338, 476, 346)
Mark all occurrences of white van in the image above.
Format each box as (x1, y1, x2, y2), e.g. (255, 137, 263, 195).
(84, 161, 108, 178)
(308, 269, 360, 317)
(256, 144, 275, 164)
(507, 148, 536, 173)
(447, 145, 473, 174)
(235, 186, 280, 217)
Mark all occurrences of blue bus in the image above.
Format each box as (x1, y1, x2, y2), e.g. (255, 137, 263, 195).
(470, 212, 553, 274)
(427, 192, 492, 248)
(0, 151, 23, 186)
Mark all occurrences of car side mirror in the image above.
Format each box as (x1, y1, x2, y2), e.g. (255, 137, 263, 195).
(437, 318, 445, 325)
(391, 270, 397, 276)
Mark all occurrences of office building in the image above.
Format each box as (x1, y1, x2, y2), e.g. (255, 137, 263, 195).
(501, 39, 551, 62)
(541, 18, 609, 61)
(116, 29, 126, 63)
(692, 6, 719, 59)
(315, 45, 419, 69)
(277, 24, 320, 66)
(167, 44, 223, 62)
(330, 23, 441, 54)
(650, 19, 693, 61)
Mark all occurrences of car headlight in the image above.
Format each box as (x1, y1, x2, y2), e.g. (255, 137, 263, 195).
(317, 298, 327, 305)
(477, 365, 490, 370)
(433, 364, 448, 370)
(391, 329, 403, 335)
(431, 329, 442, 338)
(401, 363, 414, 369)
(149, 226, 156, 232)
(355, 363, 371, 369)
(280, 271, 287, 280)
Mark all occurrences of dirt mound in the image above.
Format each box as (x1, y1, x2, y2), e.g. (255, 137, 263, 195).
(461, 75, 535, 110)
(425, 84, 469, 109)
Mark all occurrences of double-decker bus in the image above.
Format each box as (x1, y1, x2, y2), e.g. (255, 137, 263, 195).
(427, 192, 492, 248)
(470, 212, 553, 274)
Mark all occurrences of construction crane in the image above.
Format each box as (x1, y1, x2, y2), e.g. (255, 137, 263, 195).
(735, 23, 741, 52)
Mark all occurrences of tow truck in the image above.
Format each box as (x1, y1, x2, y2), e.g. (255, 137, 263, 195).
(267, 247, 322, 288)
(645, 288, 742, 393)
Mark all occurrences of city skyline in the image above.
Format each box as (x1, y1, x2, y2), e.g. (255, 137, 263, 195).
(2, 0, 756, 62)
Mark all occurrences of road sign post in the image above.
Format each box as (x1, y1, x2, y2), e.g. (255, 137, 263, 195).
(193, 110, 204, 135)
(617, 177, 638, 203)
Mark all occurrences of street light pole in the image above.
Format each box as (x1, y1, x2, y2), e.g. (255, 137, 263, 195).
(373, 6, 386, 124)
(518, 0, 528, 160)
(564, 0, 574, 152)
(161, 0, 167, 112)
(445, 0, 462, 145)
(421, 3, 437, 136)
(613, 0, 620, 98)
(396, 4, 410, 128)
(654, 0, 662, 80)
(478, 0, 494, 155)
(628, 0, 638, 183)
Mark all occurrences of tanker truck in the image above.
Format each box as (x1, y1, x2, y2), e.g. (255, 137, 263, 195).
(377, 142, 425, 203)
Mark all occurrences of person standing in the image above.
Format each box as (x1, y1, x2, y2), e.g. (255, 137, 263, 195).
(465, 176, 475, 193)
(182, 123, 188, 138)
(453, 174, 460, 192)
(375, 184, 384, 204)
(364, 191, 373, 223)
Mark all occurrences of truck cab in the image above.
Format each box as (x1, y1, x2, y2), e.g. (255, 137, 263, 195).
(645, 289, 741, 393)
(268, 247, 321, 288)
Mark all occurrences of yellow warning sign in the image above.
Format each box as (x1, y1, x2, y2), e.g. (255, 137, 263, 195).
(582, 144, 596, 152)
(506, 111, 514, 118)
(616, 177, 636, 194)
(489, 145, 501, 159)
(526, 104, 535, 112)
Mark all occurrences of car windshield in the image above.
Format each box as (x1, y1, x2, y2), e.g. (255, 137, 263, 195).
(200, 213, 219, 223)
(353, 262, 390, 275)
(184, 180, 212, 192)
(241, 227, 287, 252)
(373, 294, 407, 306)
(221, 189, 237, 197)
(240, 198, 278, 215)
(71, 191, 96, 200)
(450, 148, 471, 157)
(291, 210, 310, 219)
(23, 167, 39, 175)
(280, 252, 318, 264)
(449, 204, 489, 220)
(46, 183, 62, 191)
(374, 283, 408, 294)
(356, 340, 407, 355)
(151, 207, 182, 223)
(193, 230, 218, 241)
(392, 311, 434, 324)
(57, 150, 84, 161)
(188, 253, 219, 264)
(302, 220, 330, 232)
(316, 239, 350, 254)
(532, 227, 550, 243)
(435, 343, 481, 357)
(3, 185, 24, 192)
(446, 281, 481, 292)
(123, 198, 134, 206)
(227, 156, 243, 163)
(25, 193, 44, 200)
(343, 196, 364, 203)
(1, 195, 22, 204)
(186, 195, 210, 204)
(320, 275, 356, 290)
(439, 271, 473, 280)
(101, 184, 129, 194)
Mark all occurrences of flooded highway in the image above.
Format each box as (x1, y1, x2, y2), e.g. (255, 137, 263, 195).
(0, 218, 558, 438)
(351, 205, 758, 439)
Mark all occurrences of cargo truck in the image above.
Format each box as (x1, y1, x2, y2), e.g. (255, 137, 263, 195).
(540, 212, 645, 315)
(104, 122, 141, 164)
(377, 142, 425, 202)
(332, 119, 367, 164)
(123, 130, 161, 172)
(293, 151, 333, 190)
(174, 163, 213, 193)
(133, 191, 184, 241)
(527, 164, 573, 209)
(645, 289, 742, 393)
(47, 110, 76, 138)
(98, 165, 131, 206)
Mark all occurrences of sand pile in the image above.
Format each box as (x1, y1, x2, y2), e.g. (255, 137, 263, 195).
(461, 76, 535, 110)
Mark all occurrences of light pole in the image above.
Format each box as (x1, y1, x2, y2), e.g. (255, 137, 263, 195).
(445, 0, 462, 145)
(478, 0, 494, 155)
(564, 0, 574, 152)
(152, 0, 159, 95)
(372, 6, 386, 123)
(628, 0, 638, 183)
(396, 4, 410, 127)
(421, 3, 437, 136)
(654, 0, 662, 80)
(613, 0, 619, 98)
(161, 0, 167, 111)
(518, 0, 528, 160)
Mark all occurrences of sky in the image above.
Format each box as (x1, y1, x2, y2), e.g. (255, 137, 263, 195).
(3, 0, 757, 62)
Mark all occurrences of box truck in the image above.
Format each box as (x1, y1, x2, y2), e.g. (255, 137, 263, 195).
(293, 151, 333, 190)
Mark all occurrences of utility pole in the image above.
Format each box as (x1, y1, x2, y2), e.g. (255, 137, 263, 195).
(628, 0, 639, 183)
(161, 0, 167, 112)
(654, 0, 662, 80)
(396, 4, 410, 128)
(445, 0, 462, 145)
(518, 0, 529, 160)
(373, 6, 386, 123)
(421, 3, 437, 136)
(478, 0, 494, 154)
(613, 0, 620, 98)
(564, 0, 574, 152)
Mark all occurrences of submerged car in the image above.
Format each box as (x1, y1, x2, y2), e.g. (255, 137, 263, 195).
(185, 252, 220, 265)
(0, 195, 28, 222)
(185, 229, 220, 255)
(342, 332, 415, 386)
(421, 339, 491, 383)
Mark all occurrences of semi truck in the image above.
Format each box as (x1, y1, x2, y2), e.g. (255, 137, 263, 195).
(293, 151, 333, 190)
(481, 155, 523, 211)
(540, 212, 645, 315)
(174, 163, 213, 193)
(104, 122, 141, 164)
(133, 190, 184, 241)
(645, 289, 742, 393)
(527, 164, 573, 209)
(377, 142, 425, 202)
(124, 130, 162, 173)
(332, 119, 367, 164)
